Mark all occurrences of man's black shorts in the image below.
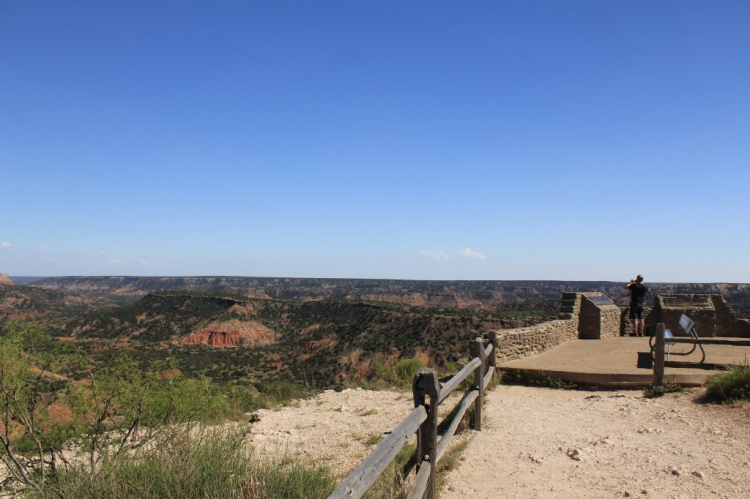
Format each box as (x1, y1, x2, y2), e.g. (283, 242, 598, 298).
(629, 302, 645, 320)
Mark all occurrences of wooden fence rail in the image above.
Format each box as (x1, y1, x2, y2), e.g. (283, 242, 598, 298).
(329, 331, 498, 499)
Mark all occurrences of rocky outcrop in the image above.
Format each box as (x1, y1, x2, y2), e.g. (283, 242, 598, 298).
(0, 273, 13, 285)
(182, 319, 278, 348)
(184, 330, 243, 347)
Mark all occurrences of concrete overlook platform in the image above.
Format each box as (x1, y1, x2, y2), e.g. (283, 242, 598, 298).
(498, 337, 750, 387)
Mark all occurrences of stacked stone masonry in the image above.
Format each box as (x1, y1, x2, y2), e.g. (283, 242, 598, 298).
(495, 292, 581, 363)
(653, 294, 750, 338)
(579, 293, 620, 339)
(494, 291, 750, 363)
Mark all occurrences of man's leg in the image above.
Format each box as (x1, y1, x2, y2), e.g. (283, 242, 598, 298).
(636, 318, 644, 336)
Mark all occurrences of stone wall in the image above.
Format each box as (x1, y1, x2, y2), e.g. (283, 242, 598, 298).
(494, 293, 581, 363)
(648, 294, 750, 338)
(579, 294, 620, 339)
(621, 307, 657, 336)
(710, 295, 750, 337)
(494, 291, 750, 364)
(659, 294, 716, 337)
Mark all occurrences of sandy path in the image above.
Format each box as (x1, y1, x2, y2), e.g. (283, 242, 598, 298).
(442, 386, 750, 499)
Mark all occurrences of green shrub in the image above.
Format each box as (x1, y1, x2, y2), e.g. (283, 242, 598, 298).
(372, 358, 425, 390)
(394, 358, 424, 382)
(363, 443, 415, 499)
(256, 379, 312, 408)
(40, 429, 335, 499)
(501, 369, 577, 389)
(706, 364, 750, 403)
(644, 383, 683, 398)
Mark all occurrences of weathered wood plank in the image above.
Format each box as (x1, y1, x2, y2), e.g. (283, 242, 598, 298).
(328, 405, 427, 499)
(405, 460, 431, 499)
(488, 331, 498, 370)
(435, 389, 478, 463)
(483, 366, 495, 390)
(473, 338, 486, 431)
(484, 342, 493, 358)
(654, 323, 665, 386)
(414, 369, 440, 499)
(438, 358, 481, 404)
(665, 338, 750, 346)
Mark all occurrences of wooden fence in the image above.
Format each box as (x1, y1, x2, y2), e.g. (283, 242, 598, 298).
(329, 331, 498, 499)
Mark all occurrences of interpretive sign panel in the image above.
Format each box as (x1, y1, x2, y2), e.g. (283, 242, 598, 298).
(589, 296, 614, 306)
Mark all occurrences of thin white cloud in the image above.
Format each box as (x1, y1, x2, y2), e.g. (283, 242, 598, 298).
(83, 251, 106, 255)
(107, 258, 124, 265)
(135, 258, 150, 267)
(421, 250, 450, 261)
(0, 242, 10, 250)
(458, 248, 486, 260)
(36, 243, 50, 252)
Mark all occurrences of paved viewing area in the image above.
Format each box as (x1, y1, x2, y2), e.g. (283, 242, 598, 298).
(499, 337, 750, 386)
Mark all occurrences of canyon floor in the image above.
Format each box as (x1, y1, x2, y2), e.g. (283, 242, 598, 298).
(247, 385, 749, 499)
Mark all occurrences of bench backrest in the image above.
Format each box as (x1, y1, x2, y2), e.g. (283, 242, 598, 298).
(679, 314, 695, 334)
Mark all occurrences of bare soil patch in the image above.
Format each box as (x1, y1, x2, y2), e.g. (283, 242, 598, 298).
(244, 388, 418, 479)
(442, 385, 750, 499)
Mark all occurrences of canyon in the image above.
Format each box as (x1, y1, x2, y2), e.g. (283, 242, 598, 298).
(21, 276, 750, 316)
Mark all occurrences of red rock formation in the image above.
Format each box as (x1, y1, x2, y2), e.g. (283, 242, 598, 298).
(181, 319, 278, 348)
(184, 330, 243, 347)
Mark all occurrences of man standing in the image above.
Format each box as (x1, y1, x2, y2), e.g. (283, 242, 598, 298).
(627, 275, 648, 336)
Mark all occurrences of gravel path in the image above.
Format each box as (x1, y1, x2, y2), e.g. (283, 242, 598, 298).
(442, 385, 750, 499)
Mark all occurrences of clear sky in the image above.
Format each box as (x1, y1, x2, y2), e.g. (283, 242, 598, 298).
(1, 1, 748, 282)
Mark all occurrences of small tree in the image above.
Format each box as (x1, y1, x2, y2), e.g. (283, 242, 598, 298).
(0, 320, 81, 494)
(0, 320, 230, 496)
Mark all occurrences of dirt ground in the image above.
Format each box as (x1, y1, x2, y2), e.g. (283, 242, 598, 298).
(442, 385, 750, 499)
(245, 385, 749, 498)
(244, 388, 425, 478)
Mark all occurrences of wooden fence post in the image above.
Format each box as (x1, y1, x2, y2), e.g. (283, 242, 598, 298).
(654, 323, 665, 385)
(489, 330, 498, 370)
(473, 337, 486, 431)
(413, 369, 440, 499)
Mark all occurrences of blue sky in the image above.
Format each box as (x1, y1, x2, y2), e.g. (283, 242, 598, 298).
(1, 1, 748, 282)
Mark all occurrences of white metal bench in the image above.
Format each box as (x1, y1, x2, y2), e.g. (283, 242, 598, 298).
(650, 314, 706, 363)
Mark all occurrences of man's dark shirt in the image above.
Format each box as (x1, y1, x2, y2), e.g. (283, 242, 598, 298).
(629, 283, 648, 304)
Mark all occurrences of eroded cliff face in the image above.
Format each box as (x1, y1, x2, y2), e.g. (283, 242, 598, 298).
(0, 273, 13, 285)
(183, 331, 242, 347)
(182, 319, 277, 348)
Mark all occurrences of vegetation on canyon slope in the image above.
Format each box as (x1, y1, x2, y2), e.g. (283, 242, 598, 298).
(27, 275, 750, 316)
(0, 320, 335, 497)
(0, 283, 116, 323)
(56, 291, 551, 389)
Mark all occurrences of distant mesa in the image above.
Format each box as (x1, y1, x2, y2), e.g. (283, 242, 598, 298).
(0, 273, 14, 285)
